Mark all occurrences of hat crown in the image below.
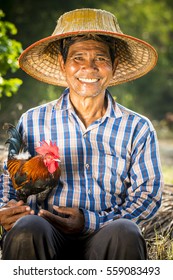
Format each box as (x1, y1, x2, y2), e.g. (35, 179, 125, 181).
(52, 8, 123, 36)
(19, 8, 157, 87)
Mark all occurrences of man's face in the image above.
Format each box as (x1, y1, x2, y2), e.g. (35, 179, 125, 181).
(59, 40, 116, 98)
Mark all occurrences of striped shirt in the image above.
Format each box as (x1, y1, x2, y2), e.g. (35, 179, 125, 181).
(0, 89, 163, 232)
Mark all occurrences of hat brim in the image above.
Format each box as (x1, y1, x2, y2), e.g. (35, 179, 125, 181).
(19, 30, 158, 87)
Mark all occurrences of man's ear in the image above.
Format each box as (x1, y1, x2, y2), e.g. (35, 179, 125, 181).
(112, 57, 119, 76)
(58, 54, 66, 74)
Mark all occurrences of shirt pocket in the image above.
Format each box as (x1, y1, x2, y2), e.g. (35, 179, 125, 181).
(95, 154, 128, 195)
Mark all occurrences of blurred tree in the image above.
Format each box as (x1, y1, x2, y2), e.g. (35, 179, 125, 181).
(0, 10, 22, 98)
(99, 0, 173, 120)
(0, 0, 102, 130)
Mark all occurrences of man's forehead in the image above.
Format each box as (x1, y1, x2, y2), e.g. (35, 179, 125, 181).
(68, 40, 110, 54)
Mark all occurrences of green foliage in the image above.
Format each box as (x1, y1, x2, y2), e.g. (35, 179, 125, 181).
(0, 77, 22, 98)
(99, 0, 173, 120)
(0, 10, 23, 98)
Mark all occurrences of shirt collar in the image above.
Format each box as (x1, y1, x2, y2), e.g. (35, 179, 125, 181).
(104, 89, 123, 119)
(54, 88, 123, 119)
(54, 88, 72, 111)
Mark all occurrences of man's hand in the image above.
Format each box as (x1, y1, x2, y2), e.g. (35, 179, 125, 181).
(0, 200, 34, 231)
(38, 206, 85, 234)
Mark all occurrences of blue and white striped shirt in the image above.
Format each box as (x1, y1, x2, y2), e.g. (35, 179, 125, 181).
(0, 89, 163, 232)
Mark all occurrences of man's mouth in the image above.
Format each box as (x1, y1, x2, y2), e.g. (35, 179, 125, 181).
(78, 78, 99, 83)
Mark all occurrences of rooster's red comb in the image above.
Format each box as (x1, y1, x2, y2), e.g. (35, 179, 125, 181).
(35, 140, 59, 157)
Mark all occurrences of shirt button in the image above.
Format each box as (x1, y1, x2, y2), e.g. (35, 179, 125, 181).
(88, 189, 91, 195)
(85, 163, 90, 169)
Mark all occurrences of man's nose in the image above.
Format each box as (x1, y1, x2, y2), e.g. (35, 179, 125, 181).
(82, 59, 98, 71)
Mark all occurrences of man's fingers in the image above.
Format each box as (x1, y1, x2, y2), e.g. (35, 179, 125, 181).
(4, 210, 30, 223)
(53, 206, 73, 215)
(2, 199, 23, 208)
(1, 207, 33, 231)
(38, 209, 68, 226)
(8, 205, 31, 215)
(6, 199, 18, 207)
(15, 200, 25, 206)
(0, 204, 28, 213)
(38, 207, 84, 234)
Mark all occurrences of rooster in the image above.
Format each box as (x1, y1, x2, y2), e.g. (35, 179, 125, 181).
(4, 123, 61, 204)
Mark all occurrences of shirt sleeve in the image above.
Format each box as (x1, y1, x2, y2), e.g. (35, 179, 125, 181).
(119, 129, 163, 224)
(81, 129, 163, 233)
(0, 161, 16, 207)
(0, 120, 24, 206)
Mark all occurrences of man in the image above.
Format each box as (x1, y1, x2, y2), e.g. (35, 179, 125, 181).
(0, 8, 163, 259)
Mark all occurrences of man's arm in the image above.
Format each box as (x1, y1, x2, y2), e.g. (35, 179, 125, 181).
(0, 164, 17, 208)
(81, 129, 163, 233)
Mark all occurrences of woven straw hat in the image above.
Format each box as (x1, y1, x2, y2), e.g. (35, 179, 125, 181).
(19, 8, 158, 87)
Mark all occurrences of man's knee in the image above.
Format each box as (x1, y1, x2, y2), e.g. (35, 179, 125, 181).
(109, 219, 142, 240)
(4, 215, 50, 245)
(2, 215, 56, 259)
(99, 219, 146, 252)
(85, 219, 146, 259)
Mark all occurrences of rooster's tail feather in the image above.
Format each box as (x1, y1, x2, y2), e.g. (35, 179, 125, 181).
(3, 123, 28, 158)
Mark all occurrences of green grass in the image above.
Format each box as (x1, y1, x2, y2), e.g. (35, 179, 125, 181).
(147, 232, 173, 260)
(152, 162, 173, 259)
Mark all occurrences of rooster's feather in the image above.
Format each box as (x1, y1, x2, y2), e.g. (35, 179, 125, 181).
(4, 123, 61, 203)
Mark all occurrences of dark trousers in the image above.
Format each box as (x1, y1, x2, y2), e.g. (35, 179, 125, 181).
(2, 215, 147, 260)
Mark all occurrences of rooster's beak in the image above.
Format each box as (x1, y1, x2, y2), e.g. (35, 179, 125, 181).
(54, 159, 61, 162)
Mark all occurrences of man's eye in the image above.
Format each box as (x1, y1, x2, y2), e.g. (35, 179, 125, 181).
(74, 56, 83, 61)
(96, 57, 105, 61)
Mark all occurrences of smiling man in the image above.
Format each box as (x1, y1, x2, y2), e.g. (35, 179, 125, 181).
(58, 37, 117, 128)
(0, 9, 163, 260)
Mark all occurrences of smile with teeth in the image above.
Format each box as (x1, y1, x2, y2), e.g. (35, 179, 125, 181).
(78, 78, 99, 83)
